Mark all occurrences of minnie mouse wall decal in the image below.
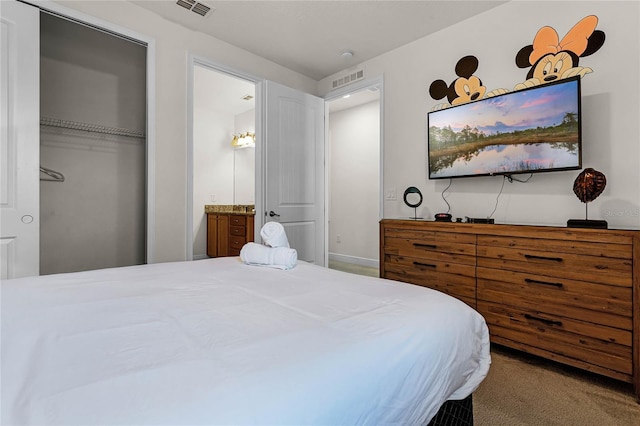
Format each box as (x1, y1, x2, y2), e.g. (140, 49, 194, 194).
(514, 15, 605, 91)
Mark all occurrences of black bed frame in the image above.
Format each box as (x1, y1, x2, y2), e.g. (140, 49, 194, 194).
(427, 394, 474, 426)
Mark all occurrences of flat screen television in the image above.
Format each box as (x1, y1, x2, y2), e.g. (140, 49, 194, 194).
(427, 76, 582, 180)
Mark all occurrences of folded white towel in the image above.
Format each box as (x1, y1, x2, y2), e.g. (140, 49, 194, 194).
(240, 242, 297, 270)
(260, 221, 290, 248)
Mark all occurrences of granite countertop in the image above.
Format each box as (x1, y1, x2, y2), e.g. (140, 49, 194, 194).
(205, 204, 255, 215)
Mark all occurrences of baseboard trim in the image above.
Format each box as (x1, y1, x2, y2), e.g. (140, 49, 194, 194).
(328, 253, 379, 269)
(193, 254, 209, 261)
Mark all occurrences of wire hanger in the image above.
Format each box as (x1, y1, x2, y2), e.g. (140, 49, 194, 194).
(40, 166, 65, 182)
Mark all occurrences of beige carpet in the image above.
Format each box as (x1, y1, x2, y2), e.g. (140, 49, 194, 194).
(474, 346, 640, 425)
(328, 260, 379, 277)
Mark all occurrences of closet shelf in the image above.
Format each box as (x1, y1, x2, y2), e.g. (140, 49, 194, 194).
(40, 117, 145, 139)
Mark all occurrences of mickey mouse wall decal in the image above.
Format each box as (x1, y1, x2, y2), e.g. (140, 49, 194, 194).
(514, 15, 605, 91)
(428, 55, 509, 111)
(429, 55, 486, 111)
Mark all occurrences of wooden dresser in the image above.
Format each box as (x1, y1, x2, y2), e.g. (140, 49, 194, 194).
(380, 219, 640, 401)
(207, 213, 254, 257)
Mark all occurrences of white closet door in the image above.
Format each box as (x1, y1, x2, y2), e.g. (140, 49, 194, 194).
(264, 81, 325, 265)
(0, 0, 40, 279)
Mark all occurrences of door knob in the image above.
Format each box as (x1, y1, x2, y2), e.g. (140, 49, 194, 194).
(269, 211, 280, 217)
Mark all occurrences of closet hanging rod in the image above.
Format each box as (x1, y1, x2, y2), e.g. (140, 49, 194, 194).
(40, 166, 65, 182)
(40, 117, 145, 139)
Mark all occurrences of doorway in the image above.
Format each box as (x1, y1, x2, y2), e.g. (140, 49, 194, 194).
(189, 61, 257, 260)
(188, 60, 327, 265)
(325, 80, 382, 272)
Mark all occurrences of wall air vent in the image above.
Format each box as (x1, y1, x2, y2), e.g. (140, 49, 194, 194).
(176, 0, 213, 17)
(332, 68, 365, 89)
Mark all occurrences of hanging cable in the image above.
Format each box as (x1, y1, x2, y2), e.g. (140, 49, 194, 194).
(488, 173, 534, 218)
(489, 175, 507, 219)
(441, 178, 452, 213)
(505, 173, 534, 183)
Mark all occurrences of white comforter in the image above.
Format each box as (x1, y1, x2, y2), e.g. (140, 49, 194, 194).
(1, 257, 490, 425)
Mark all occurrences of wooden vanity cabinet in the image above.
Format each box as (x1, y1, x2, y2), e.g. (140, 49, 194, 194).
(207, 213, 254, 257)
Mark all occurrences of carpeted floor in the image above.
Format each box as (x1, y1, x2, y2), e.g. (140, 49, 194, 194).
(475, 346, 640, 425)
(328, 260, 379, 277)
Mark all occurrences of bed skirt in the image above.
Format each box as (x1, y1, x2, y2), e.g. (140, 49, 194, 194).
(427, 394, 474, 426)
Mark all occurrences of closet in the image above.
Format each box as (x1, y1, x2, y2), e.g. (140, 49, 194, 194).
(39, 13, 146, 275)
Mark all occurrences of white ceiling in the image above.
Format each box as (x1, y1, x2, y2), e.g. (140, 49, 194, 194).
(131, 0, 508, 81)
(194, 65, 255, 115)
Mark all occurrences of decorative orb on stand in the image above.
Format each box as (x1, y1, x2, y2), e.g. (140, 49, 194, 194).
(567, 168, 608, 229)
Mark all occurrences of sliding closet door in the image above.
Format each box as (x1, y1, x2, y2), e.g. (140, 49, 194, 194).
(0, 1, 40, 279)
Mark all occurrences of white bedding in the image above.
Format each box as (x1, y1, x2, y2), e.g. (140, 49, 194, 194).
(1, 257, 490, 425)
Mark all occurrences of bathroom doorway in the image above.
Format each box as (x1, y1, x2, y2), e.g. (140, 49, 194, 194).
(190, 63, 256, 260)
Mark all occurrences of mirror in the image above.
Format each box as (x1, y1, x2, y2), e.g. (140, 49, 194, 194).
(233, 146, 255, 205)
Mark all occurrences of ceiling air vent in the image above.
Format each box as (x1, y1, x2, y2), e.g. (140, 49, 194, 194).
(176, 0, 213, 17)
(332, 68, 365, 89)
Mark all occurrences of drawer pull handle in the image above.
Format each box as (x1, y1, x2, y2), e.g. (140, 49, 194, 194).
(524, 278, 563, 288)
(524, 313, 562, 327)
(413, 243, 437, 249)
(524, 254, 563, 262)
(413, 261, 436, 269)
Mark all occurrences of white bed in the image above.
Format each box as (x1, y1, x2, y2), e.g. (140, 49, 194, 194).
(1, 257, 490, 425)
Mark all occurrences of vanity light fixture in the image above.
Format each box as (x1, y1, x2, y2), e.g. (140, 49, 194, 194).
(231, 132, 255, 148)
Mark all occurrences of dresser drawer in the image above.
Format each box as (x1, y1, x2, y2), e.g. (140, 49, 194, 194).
(477, 238, 632, 287)
(229, 215, 246, 226)
(230, 225, 246, 237)
(384, 254, 476, 306)
(384, 236, 476, 265)
(477, 267, 632, 323)
(385, 227, 476, 244)
(478, 235, 633, 259)
(229, 235, 246, 251)
(478, 301, 633, 376)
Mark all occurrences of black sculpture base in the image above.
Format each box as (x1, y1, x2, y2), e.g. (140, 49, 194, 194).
(567, 219, 608, 229)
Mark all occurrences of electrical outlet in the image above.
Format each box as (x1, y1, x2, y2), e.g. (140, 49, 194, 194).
(386, 187, 397, 201)
(336, 234, 341, 243)
(210, 194, 216, 202)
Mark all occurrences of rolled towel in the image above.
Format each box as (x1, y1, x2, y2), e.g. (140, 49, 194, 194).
(240, 242, 297, 270)
(260, 221, 290, 248)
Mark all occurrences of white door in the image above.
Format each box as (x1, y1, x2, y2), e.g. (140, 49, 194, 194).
(0, 1, 40, 279)
(264, 81, 325, 265)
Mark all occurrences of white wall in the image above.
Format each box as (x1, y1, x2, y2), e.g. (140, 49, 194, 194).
(53, 0, 317, 262)
(329, 100, 380, 262)
(320, 1, 640, 229)
(40, 12, 146, 274)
